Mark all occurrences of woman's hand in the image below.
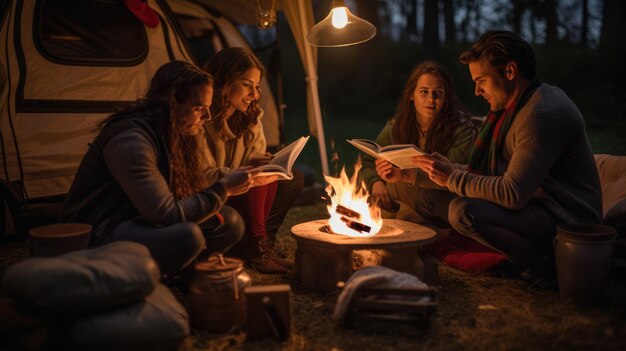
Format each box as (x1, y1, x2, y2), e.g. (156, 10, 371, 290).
(412, 152, 454, 187)
(218, 167, 259, 196)
(246, 152, 274, 168)
(371, 181, 392, 210)
(251, 174, 278, 187)
(375, 159, 404, 183)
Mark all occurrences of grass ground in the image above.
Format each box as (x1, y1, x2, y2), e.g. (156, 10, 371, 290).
(1, 201, 625, 351)
(185, 202, 626, 351)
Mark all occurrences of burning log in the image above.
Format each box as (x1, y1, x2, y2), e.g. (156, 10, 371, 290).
(336, 204, 361, 220)
(340, 216, 371, 233)
(335, 204, 371, 233)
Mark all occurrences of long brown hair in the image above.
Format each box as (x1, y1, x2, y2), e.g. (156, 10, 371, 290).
(99, 60, 213, 199)
(203, 47, 265, 141)
(391, 61, 471, 154)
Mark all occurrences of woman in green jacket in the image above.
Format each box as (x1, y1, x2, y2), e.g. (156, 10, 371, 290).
(360, 61, 476, 227)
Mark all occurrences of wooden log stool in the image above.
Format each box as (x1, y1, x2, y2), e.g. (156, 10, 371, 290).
(28, 223, 91, 257)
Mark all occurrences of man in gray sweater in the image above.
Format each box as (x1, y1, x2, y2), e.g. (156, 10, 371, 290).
(410, 30, 602, 279)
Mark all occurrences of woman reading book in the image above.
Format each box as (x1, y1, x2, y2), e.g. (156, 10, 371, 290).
(203, 47, 301, 274)
(360, 61, 476, 227)
(61, 61, 257, 275)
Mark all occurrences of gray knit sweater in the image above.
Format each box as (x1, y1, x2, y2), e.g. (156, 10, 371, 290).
(61, 117, 227, 244)
(448, 84, 602, 224)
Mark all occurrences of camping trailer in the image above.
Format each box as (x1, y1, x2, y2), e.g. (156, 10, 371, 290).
(0, 0, 298, 236)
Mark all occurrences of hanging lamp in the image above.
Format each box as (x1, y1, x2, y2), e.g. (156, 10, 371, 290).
(306, 0, 376, 47)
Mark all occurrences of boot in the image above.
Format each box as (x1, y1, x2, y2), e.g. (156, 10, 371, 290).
(261, 235, 294, 269)
(245, 237, 288, 274)
(266, 233, 287, 258)
(271, 249, 294, 269)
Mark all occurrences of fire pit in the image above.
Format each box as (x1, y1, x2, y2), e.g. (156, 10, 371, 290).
(291, 219, 438, 292)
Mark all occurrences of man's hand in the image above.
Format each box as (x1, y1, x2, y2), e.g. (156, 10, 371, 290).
(412, 152, 454, 187)
(371, 181, 392, 210)
(246, 153, 274, 168)
(375, 159, 404, 183)
(218, 167, 259, 196)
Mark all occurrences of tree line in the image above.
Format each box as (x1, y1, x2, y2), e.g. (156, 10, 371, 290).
(310, 0, 625, 126)
(350, 0, 623, 59)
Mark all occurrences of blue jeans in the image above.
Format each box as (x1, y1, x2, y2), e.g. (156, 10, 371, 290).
(448, 197, 560, 270)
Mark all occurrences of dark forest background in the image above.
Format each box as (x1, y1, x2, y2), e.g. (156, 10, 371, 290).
(245, 0, 626, 176)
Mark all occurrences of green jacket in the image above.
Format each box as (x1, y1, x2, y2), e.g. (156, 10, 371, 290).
(359, 120, 475, 191)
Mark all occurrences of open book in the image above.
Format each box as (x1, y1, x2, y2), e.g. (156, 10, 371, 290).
(347, 139, 426, 169)
(255, 136, 310, 180)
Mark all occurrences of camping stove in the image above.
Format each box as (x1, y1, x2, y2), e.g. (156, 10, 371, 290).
(291, 219, 438, 292)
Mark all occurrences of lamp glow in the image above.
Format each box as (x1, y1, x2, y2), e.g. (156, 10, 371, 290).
(331, 7, 348, 29)
(306, 0, 376, 47)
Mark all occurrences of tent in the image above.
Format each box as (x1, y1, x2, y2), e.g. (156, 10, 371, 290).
(0, 0, 328, 234)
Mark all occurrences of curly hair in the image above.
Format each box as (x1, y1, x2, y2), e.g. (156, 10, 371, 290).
(391, 61, 471, 154)
(458, 30, 536, 80)
(99, 60, 214, 199)
(203, 47, 265, 142)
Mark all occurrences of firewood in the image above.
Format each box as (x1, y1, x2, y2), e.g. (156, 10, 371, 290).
(336, 204, 361, 220)
(340, 216, 371, 233)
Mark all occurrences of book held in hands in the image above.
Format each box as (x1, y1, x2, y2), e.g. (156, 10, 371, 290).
(347, 139, 426, 169)
(255, 136, 310, 180)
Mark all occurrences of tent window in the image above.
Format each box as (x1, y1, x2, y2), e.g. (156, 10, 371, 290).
(35, 0, 148, 65)
(174, 14, 221, 66)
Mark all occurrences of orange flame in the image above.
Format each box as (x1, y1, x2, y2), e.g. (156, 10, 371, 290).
(324, 161, 382, 236)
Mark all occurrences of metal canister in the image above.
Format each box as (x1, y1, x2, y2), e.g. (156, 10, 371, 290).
(188, 254, 251, 332)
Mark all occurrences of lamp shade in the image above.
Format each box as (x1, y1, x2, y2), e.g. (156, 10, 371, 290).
(307, 1, 376, 47)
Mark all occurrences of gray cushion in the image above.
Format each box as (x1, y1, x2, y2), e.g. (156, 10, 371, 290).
(594, 154, 626, 218)
(1, 241, 160, 316)
(65, 284, 189, 351)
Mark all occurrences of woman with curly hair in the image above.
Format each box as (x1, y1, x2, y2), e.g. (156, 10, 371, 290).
(203, 47, 301, 274)
(360, 61, 476, 227)
(61, 60, 259, 275)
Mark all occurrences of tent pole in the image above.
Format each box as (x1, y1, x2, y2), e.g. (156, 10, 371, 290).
(297, 0, 329, 175)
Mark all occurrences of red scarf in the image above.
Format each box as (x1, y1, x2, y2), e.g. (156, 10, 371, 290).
(467, 78, 541, 175)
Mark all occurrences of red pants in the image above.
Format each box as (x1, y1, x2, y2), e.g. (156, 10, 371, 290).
(227, 181, 278, 238)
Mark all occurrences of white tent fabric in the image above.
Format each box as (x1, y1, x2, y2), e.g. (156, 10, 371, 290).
(0, 0, 330, 204)
(0, 0, 190, 200)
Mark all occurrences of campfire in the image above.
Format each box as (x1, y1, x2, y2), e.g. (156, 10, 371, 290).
(289, 160, 437, 292)
(323, 162, 382, 237)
